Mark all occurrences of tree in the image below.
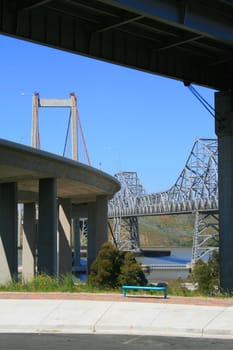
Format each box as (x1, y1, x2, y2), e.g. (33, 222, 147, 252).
(118, 251, 147, 286)
(87, 242, 147, 288)
(87, 242, 121, 288)
(191, 250, 219, 295)
(208, 250, 220, 279)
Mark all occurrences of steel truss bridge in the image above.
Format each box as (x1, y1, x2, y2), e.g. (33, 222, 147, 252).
(108, 138, 219, 263)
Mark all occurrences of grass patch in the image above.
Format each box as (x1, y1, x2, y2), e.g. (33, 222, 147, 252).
(0, 274, 77, 293)
(166, 278, 199, 297)
(0, 274, 120, 294)
(0, 274, 231, 299)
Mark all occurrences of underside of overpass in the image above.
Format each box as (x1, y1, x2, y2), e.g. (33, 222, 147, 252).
(1, 0, 233, 291)
(1, 0, 233, 90)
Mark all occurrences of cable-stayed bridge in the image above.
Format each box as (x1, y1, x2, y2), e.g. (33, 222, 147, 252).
(108, 139, 219, 263)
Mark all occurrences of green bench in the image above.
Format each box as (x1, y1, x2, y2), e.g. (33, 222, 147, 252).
(122, 285, 167, 298)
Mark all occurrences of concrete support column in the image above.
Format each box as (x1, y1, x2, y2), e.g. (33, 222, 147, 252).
(87, 195, 108, 273)
(215, 91, 233, 291)
(22, 203, 36, 281)
(37, 178, 57, 276)
(96, 195, 108, 251)
(73, 216, 81, 268)
(72, 204, 88, 270)
(0, 183, 18, 284)
(87, 202, 96, 273)
(58, 199, 72, 275)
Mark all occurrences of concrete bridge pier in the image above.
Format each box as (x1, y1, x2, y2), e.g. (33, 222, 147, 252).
(215, 91, 233, 292)
(0, 183, 18, 284)
(87, 195, 108, 273)
(22, 199, 73, 280)
(21, 193, 109, 278)
(58, 198, 72, 276)
(72, 216, 81, 270)
(37, 178, 57, 276)
(22, 202, 36, 281)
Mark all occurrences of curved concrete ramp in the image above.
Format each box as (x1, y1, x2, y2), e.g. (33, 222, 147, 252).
(0, 138, 120, 203)
(0, 139, 120, 283)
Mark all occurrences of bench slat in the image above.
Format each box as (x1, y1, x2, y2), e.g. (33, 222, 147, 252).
(122, 285, 167, 298)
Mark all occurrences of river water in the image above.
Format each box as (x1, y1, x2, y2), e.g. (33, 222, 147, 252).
(136, 247, 193, 282)
(138, 247, 192, 265)
(78, 247, 195, 282)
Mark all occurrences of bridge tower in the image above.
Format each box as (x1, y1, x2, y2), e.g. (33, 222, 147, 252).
(30, 92, 91, 271)
(31, 92, 78, 160)
(191, 211, 219, 263)
(111, 216, 140, 251)
(110, 172, 144, 251)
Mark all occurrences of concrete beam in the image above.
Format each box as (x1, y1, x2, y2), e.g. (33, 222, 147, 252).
(38, 98, 72, 107)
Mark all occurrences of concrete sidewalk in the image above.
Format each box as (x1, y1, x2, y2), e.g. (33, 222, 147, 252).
(0, 293, 233, 339)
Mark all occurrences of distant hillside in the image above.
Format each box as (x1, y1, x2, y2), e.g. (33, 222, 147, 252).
(138, 214, 195, 248)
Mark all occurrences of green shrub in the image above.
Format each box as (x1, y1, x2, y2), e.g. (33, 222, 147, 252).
(87, 242, 147, 288)
(87, 242, 122, 288)
(208, 250, 220, 279)
(118, 251, 147, 286)
(191, 250, 219, 295)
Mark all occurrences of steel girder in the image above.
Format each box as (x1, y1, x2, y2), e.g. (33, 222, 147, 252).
(100, 0, 233, 44)
(1, 0, 233, 90)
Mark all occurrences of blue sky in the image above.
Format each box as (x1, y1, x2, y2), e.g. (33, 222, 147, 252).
(0, 34, 216, 193)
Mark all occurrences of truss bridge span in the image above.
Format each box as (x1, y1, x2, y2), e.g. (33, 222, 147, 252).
(108, 139, 219, 261)
(108, 193, 218, 218)
(108, 139, 218, 218)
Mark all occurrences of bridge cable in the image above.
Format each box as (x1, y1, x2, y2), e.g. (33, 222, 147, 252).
(63, 110, 72, 157)
(76, 108, 91, 166)
(185, 84, 223, 124)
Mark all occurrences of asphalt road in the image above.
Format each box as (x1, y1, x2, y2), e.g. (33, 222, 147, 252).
(0, 334, 232, 350)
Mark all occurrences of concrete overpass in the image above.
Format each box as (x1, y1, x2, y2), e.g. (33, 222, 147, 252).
(1, 0, 233, 291)
(0, 139, 120, 284)
(1, 0, 233, 90)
